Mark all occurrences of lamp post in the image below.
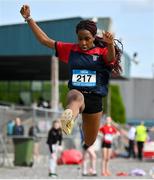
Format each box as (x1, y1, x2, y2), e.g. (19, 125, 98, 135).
(132, 52, 139, 65)
(51, 56, 59, 112)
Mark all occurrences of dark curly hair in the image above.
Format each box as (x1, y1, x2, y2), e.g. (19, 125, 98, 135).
(76, 20, 123, 75)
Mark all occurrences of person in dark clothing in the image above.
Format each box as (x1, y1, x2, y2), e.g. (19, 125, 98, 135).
(47, 120, 63, 177)
(29, 125, 40, 140)
(29, 124, 41, 162)
(20, 5, 123, 152)
(127, 125, 136, 158)
(13, 117, 24, 136)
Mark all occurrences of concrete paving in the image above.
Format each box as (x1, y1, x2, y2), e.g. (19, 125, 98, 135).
(0, 156, 153, 179)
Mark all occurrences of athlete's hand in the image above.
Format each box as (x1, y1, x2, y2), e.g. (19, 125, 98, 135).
(102, 31, 114, 45)
(20, 5, 30, 19)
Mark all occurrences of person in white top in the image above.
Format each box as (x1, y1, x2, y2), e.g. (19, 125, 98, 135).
(128, 125, 136, 158)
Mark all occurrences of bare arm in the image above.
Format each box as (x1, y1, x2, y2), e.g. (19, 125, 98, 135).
(103, 31, 115, 62)
(20, 5, 55, 49)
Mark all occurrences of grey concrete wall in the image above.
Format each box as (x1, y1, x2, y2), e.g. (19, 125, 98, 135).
(111, 78, 154, 120)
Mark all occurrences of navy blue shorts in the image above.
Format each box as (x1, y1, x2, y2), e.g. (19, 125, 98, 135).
(82, 93, 103, 114)
(101, 141, 112, 148)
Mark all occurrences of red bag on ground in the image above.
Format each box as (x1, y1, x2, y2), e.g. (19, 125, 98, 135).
(58, 149, 83, 165)
(116, 172, 129, 176)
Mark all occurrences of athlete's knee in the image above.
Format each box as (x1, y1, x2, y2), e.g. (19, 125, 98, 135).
(85, 140, 95, 147)
(86, 136, 97, 146)
(67, 89, 84, 103)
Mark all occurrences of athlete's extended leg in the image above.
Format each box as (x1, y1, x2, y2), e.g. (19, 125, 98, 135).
(60, 89, 85, 135)
(82, 112, 102, 147)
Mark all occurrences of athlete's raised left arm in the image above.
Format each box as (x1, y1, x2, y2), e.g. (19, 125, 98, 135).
(102, 31, 115, 62)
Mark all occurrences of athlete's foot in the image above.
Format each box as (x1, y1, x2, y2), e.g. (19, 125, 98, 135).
(101, 172, 108, 176)
(106, 171, 111, 176)
(60, 109, 75, 135)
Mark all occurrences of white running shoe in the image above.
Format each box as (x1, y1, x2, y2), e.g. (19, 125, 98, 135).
(60, 109, 74, 135)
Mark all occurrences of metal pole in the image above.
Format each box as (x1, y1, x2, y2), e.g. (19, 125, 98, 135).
(107, 85, 111, 116)
(51, 56, 59, 111)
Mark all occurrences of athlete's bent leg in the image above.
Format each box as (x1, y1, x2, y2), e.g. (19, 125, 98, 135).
(60, 89, 85, 135)
(67, 89, 85, 117)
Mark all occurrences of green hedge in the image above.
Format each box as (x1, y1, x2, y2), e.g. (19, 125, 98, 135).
(0, 82, 126, 124)
(110, 85, 126, 124)
(0, 81, 69, 106)
(59, 83, 69, 108)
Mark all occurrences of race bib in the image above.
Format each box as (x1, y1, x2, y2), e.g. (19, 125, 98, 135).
(72, 69, 96, 87)
(104, 134, 113, 142)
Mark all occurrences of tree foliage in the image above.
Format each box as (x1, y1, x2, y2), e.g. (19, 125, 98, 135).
(110, 85, 126, 124)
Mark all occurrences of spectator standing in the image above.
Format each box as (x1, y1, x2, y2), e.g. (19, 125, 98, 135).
(13, 117, 24, 136)
(135, 121, 147, 161)
(127, 125, 136, 158)
(46, 120, 63, 177)
(99, 116, 119, 176)
(28, 123, 40, 163)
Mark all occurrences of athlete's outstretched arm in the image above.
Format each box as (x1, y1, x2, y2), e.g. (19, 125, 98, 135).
(20, 5, 55, 49)
(103, 31, 115, 62)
